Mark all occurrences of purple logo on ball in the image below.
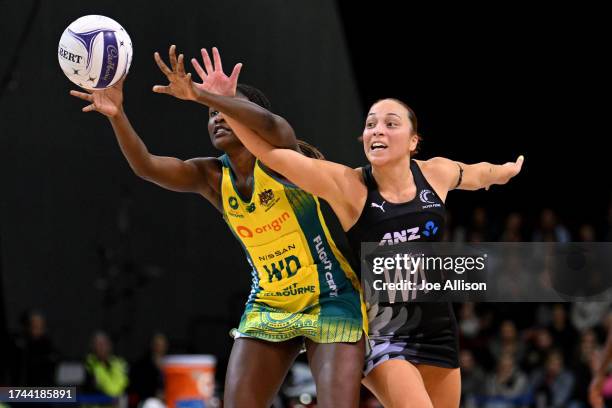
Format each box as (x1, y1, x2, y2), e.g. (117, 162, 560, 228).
(67, 28, 119, 88)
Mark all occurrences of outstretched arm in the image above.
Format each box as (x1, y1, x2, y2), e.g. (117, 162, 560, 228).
(153, 46, 360, 210)
(69, 77, 220, 205)
(228, 114, 358, 199)
(220, 116, 365, 229)
(422, 155, 524, 199)
(153, 45, 298, 150)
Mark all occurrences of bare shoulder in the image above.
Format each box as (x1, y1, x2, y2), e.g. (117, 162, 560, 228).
(415, 157, 459, 202)
(187, 156, 223, 172)
(351, 166, 365, 180)
(325, 166, 367, 231)
(417, 157, 455, 172)
(343, 166, 367, 192)
(416, 157, 457, 181)
(186, 156, 223, 195)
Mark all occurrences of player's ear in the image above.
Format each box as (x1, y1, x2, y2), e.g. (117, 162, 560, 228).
(408, 133, 420, 155)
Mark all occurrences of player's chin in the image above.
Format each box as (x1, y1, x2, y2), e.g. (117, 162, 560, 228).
(210, 132, 242, 151)
(365, 149, 393, 166)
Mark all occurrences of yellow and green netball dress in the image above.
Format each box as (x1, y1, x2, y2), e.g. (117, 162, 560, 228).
(220, 155, 366, 343)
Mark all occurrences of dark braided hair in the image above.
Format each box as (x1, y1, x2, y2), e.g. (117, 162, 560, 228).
(236, 83, 272, 111)
(297, 140, 325, 160)
(236, 84, 324, 160)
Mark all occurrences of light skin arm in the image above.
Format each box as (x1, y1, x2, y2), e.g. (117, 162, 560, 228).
(154, 45, 298, 151)
(222, 116, 365, 228)
(151, 45, 365, 227)
(420, 155, 525, 202)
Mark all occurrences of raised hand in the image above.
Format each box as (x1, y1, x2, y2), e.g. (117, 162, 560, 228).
(502, 155, 525, 180)
(483, 155, 524, 190)
(69, 77, 125, 118)
(152, 45, 198, 101)
(191, 47, 242, 97)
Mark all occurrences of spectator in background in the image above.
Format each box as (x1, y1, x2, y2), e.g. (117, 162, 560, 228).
(13, 310, 58, 386)
(579, 224, 597, 242)
(458, 303, 481, 343)
(572, 304, 611, 333)
(460, 349, 486, 407)
(500, 212, 524, 242)
(446, 211, 468, 242)
(547, 304, 578, 363)
(468, 207, 496, 242)
(484, 352, 528, 408)
(522, 328, 554, 373)
(489, 320, 525, 364)
(532, 208, 571, 242)
(570, 329, 597, 407)
(83, 331, 128, 406)
(443, 211, 458, 242)
(129, 333, 168, 406)
(590, 318, 612, 408)
(530, 350, 575, 408)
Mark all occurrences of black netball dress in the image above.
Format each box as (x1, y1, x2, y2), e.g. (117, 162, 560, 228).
(347, 159, 459, 375)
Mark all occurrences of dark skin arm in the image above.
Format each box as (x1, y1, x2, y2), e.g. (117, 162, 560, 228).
(153, 45, 299, 152)
(69, 75, 223, 211)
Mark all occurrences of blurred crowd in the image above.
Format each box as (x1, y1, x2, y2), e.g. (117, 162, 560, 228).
(0, 311, 167, 408)
(456, 302, 608, 408)
(1, 202, 611, 408)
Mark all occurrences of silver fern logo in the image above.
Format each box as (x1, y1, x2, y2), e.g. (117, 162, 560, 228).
(419, 189, 435, 204)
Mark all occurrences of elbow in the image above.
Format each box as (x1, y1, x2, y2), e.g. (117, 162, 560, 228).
(261, 112, 280, 133)
(130, 158, 155, 181)
(132, 165, 151, 181)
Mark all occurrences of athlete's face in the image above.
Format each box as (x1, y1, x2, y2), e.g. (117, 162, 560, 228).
(207, 93, 249, 151)
(362, 99, 418, 167)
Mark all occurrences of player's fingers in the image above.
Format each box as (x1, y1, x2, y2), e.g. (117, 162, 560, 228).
(229, 63, 243, 83)
(70, 90, 93, 102)
(212, 47, 223, 72)
(202, 48, 214, 74)
(169, 44, 178, 71)
(82, 104, 96, 112)
(154, 52, 172, 76)
(191, 58, 207, 81)
(177, 54, 186, 75)
(152, 85, 171, 94)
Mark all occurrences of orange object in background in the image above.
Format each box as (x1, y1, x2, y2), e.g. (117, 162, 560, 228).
(163, 355, 216, 408)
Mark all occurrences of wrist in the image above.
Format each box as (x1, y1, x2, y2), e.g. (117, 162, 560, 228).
(193, 87, 221, 107)
(493, 164, 509, 185)
(188, 84, 201, 102)
(192, 87, 207, 104)
(109, 106, 126, 120)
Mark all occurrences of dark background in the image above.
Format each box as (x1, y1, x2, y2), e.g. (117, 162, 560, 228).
(0, 0, 608, 385)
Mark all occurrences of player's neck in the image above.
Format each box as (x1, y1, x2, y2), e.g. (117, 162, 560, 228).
(372, 156, 414, 196)
(225, 147, 256, 180)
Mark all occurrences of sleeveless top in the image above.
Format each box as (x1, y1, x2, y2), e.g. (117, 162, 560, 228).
(220, 155, 366, 342)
